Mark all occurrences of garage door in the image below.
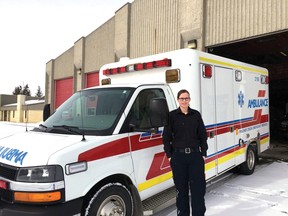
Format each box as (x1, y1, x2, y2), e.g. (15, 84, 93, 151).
(55, 78, 73, 108)
(86, 72, 99, 88)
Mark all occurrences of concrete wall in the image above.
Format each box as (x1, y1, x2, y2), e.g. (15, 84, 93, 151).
(114, 3, 131, 59)
(53, 47, 74, 80)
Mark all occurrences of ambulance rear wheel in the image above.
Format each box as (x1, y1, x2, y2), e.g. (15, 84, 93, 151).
(84, 183, 133, 216)
(239, 145, 256, 175)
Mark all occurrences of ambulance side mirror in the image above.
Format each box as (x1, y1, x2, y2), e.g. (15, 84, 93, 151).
(149, 97, 169, 127)
(43, 104, 51, 121)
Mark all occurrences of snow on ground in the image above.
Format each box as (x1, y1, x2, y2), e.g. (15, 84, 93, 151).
(1, 121, 288, 216)
(158, 160, 288, 216)
(205, 161, 288, 216)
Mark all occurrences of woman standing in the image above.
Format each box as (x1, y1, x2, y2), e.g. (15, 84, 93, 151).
(163, 89, 208, 216)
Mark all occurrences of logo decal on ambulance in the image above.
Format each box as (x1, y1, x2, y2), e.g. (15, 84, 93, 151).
(238, 91, 244, 108)
(247, 90, 268, 108)
(0, 146, 28, 165)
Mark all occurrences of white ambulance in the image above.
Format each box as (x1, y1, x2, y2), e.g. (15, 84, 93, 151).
(0, 49, 269, 216)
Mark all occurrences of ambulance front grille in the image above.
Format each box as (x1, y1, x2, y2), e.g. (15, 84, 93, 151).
(0, 163, 18, 180)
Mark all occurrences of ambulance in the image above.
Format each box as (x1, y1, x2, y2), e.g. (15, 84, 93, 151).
(0, 48, 269, 216)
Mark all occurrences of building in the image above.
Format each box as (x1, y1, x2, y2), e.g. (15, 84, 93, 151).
(0, 94, 44, 123)
(45, 0, 288, 137)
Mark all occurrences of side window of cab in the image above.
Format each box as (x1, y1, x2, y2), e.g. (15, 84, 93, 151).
(120, 88, 165, 133)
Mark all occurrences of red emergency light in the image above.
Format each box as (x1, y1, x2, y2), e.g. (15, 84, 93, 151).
(103, 69, 111, 75)
(134, 63, 144, 71)
(202, 64, 212, 78)
(111, 68, 118, 74)
(118, 66, 126, 73)
(103, 58, 172, 75)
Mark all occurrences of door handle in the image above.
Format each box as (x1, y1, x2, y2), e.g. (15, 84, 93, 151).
(209, 131, 214, 138)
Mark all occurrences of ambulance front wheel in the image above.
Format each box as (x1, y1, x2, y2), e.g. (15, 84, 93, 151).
(84, 183, 133, 216)
(239, 145, 256, 175)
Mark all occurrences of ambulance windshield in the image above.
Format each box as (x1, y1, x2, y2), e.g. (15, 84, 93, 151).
(40, 88, 134, 135)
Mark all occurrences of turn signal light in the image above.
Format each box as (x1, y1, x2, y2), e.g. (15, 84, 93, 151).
(166, 69, 180, 83)
(101, 78, 111, 85)
(14, 191, 61, 203)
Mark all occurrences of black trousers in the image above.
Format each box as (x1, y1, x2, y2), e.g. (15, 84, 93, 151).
(170, 151, 206, 216)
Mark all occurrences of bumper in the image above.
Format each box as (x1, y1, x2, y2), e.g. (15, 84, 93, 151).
(0, 198, 83, 216)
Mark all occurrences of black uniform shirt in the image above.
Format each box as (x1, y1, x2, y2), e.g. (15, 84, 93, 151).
(162, 107, 208, 158)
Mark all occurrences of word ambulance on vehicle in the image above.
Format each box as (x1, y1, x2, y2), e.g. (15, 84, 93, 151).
(0, 48, 269, 216)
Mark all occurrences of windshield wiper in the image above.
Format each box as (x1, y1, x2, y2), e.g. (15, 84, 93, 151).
(32, 123, 48, 132)
(53, 125, 86, 141)
(39, 124, 47, 129)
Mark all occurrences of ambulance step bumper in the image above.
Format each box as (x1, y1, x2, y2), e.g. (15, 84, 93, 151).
(142, 186, 176, 215)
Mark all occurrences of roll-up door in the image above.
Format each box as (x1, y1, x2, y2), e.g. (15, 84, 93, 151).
(55, 78, 73, 108)
(86, 72, 99, 88)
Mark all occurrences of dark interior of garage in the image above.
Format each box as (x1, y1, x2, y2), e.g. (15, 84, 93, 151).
(207, 31, 288, 141)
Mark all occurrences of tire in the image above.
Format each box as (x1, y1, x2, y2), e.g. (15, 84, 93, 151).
(239, 145, 256, 175)
(84, 183, 133, 216)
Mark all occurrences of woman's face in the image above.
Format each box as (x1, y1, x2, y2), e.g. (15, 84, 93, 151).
(177, 92, 190, 109)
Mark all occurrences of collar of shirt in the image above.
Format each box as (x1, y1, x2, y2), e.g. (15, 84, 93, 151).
(176, 107, 195, 115)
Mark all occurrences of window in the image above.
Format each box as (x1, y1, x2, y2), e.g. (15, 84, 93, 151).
(128, 89, 165, 130)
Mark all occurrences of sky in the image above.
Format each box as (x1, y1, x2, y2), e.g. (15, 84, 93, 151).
(0, 0, 132, 96)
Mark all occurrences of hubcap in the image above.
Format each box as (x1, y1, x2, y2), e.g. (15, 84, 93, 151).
(97, 195, 126, 216)
(247, 149, 255, 170)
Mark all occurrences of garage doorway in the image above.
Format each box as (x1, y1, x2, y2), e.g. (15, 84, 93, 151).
(207, 31, 288, 141)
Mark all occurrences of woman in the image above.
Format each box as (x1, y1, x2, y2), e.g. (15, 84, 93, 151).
(163, 89, 208, 216)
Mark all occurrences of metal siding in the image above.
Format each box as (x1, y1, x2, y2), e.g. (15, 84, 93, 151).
(130, 0, 178, 58)
(205, 0, 288, 47)
(84, 19, 115, 73)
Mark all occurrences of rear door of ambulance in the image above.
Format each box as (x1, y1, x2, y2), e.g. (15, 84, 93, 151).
(200, 63, 236, 178)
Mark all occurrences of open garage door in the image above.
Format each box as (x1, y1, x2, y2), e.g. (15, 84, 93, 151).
(208, 31, 288, 141)
(55, 78, 73, 109)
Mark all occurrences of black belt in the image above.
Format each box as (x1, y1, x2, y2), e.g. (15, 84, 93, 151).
(174, 147, 199, 154)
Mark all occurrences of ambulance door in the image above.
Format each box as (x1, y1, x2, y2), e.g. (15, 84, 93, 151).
(214, 66, 236, 173)
(200, 64, 217, 180)
(122, 86, 174, 199)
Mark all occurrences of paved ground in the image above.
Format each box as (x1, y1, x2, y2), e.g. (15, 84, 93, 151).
(260, 139, 288, 162)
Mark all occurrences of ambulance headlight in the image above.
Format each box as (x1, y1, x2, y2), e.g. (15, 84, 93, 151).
(16, 165, 64, 183)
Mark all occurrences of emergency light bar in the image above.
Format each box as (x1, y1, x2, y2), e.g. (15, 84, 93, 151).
(103, 58, 172, 75)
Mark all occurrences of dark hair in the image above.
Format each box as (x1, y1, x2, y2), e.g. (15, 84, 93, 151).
(177, 89, 190, 99)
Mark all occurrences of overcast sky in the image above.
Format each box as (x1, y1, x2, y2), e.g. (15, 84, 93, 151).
(0, 0, 132, 96)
